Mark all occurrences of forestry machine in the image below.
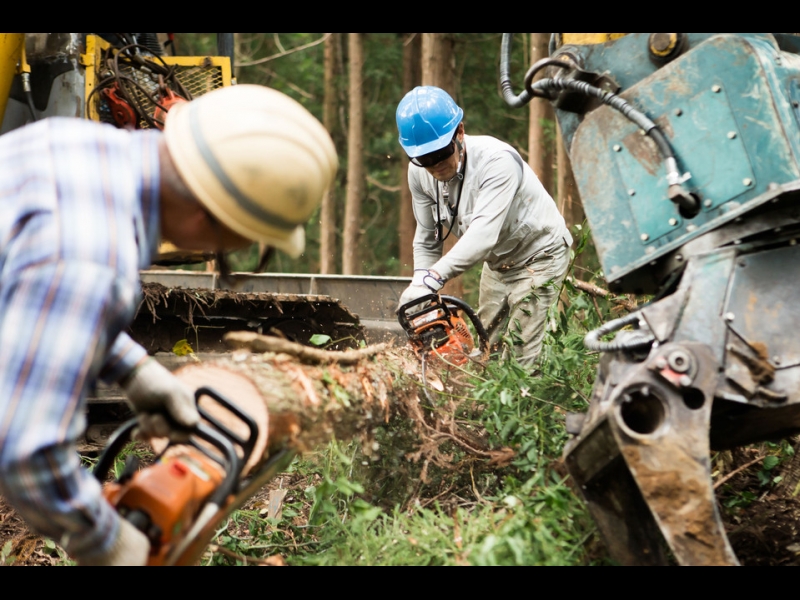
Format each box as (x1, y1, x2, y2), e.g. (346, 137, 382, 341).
(500, 32, 800, 565)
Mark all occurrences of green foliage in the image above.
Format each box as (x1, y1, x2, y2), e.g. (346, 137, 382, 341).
(0, 540, 13, 565)
(157, 37, 621, 566)
(308, 334, 332, 347)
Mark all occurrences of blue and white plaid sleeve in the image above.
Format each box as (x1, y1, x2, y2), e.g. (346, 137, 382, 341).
(0, 119, 161, 558)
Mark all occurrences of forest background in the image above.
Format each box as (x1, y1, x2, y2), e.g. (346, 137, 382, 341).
(179, 33, 582, 307)
(175, 33, 613, 566)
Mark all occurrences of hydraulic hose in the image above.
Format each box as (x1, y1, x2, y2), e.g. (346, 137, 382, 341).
(21, 73, 37, 122)
(500, 33, 534, 108)
(584, 312, 655, 352)
(500, 35, 689, 202)
(530, 76, 696, 213)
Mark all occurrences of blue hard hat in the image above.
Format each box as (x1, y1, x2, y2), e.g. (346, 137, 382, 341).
(396, 86, 463, 158)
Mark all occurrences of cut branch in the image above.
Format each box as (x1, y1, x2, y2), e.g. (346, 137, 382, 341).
(366, 175, 401, 193)
(224, 331, 388, 365)
(567, 277, 638, 312)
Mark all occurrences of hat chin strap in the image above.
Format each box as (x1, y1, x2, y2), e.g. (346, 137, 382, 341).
(449, 137, 465, 183)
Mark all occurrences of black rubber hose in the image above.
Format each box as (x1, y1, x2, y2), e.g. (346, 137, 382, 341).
(530, 77, 679, 164)
(500, 54, 689, 203)
(584, 312, 655, 352)
(498, 38, 678, 166)
(24, 89, 37, 122)
(499, 34, 534, 108)
(534, 77, 657, 132)
(523, 58, 573, 98)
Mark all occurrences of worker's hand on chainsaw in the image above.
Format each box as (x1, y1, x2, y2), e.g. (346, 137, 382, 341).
(74, 515, 150, 566)
(121, 357, 200, 440)
(399, 269, 444, 307)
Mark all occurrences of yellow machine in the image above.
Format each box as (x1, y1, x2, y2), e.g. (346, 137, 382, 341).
(0, 33, 234, 263)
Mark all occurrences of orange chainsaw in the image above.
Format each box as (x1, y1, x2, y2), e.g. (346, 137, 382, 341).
(397, 293, 489, 367)
(93, 386, 293, 566)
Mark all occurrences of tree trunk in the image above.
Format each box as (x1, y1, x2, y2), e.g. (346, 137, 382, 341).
(556, 120, 584, 229)
(342, 33, 365, 275)
(320, 33, 340, 275)
(420, 33, 463, 299)
(528, 33, 555, 197)
(399, 33, 422, 277)
(157, 331, 513, 479)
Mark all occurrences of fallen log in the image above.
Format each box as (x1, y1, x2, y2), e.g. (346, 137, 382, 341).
(152, 331, 514, 478)
(151, 339, 405, 475)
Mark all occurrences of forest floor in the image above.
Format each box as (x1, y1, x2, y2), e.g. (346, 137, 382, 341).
(2, 441, 799, 566)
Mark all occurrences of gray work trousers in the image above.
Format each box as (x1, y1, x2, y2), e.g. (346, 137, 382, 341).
(477, 238, 571, 368)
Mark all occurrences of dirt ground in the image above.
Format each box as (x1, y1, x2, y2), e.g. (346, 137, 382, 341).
(2, 444, 800, 566)
(718, 446, 800, 567)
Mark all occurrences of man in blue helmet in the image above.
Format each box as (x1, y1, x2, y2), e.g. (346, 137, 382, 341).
(396, 85, 572, 368)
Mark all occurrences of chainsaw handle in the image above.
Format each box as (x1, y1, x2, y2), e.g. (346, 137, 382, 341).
(396, 293, 448, 330)
(93, 386, 250, 499)
(195, 386, 258, 470)
(92, 418, 240, 489)
(92, 418, 139, 483)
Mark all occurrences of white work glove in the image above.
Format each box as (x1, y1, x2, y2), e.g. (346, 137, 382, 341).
(121, 358, 201, 439)
(75, 516, 150, 566)
(398, 269, 444, 308)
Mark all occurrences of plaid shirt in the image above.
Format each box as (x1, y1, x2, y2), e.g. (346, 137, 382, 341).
(0, 118, 161, 558)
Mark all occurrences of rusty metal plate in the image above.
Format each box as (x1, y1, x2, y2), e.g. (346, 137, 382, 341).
(725, 243, 800, 368)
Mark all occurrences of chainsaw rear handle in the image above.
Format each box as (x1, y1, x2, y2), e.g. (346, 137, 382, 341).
(93, 420, 241, 508)
(93, 386, 257, 505)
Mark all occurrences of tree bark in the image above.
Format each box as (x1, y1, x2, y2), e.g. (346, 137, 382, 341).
(528, 33, 555, 197)
(556, 120, 584, 229)
(399, 33, 422, 277)
(157, 332, 514, 481)
(420, 33, 463, 299)
(320, 33, 340, 274)
(342, 33, 365, 275)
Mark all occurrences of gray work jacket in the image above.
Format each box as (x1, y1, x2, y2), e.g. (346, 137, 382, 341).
(409, 134, 572, 282)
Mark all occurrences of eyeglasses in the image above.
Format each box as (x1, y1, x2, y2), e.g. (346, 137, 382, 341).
(409, 137, 457, 168)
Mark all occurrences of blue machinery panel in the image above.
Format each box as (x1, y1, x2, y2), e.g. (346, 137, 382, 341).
(568, 34, 800, 292)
